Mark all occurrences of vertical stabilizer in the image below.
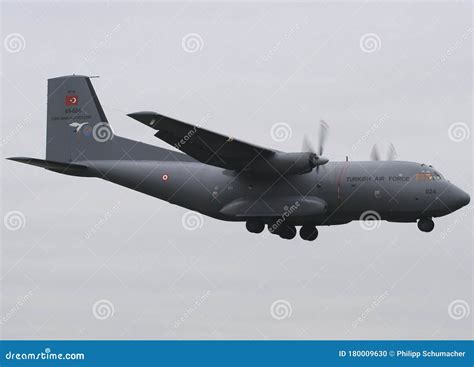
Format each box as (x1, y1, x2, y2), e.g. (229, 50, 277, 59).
(46, 75, 114, 162)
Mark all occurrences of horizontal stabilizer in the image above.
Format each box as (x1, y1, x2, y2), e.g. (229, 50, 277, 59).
(7, 157, 90, 176)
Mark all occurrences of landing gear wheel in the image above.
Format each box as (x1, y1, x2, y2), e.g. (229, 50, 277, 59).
(300, 225, 318, 241)
(417, 218, 434, 232)
(246, 220, 265, 234)
(279, 225, 297, 240)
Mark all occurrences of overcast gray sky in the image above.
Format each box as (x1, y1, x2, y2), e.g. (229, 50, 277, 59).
(1, 1, 472, 340)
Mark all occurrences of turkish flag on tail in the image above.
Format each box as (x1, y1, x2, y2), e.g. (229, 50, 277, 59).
(65, 95, 79, 106)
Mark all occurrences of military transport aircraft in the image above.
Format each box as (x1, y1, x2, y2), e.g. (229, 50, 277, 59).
(8, 75, 470, 241)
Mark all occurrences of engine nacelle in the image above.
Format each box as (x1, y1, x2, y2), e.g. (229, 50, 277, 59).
(249, 152, 327, 176)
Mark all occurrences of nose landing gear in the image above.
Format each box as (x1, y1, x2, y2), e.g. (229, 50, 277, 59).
(417, 218, 434, 232)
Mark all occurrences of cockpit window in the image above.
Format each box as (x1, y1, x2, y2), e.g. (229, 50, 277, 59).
(416, 170, 443, 181)
(415, 172, 433, 181)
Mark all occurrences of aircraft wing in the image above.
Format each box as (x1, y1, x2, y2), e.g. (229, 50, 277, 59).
(127, 111, 277, 171)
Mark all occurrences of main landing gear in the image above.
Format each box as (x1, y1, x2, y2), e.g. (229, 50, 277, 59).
(276, 224, 297, 240)
(245, 220, 318, 241)
(246, 220, 265, 234)
(417, 218, 434, 232)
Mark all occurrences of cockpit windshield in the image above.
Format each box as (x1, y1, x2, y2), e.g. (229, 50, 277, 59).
(416, 165, 444, 181)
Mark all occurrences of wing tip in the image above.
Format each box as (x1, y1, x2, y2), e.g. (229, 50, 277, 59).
(127, 111, 158, 121)
(6, 157, 34, 164)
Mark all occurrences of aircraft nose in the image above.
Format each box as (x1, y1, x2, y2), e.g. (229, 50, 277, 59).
(451, 186, 470, 209)
(459, 189, 470, 207)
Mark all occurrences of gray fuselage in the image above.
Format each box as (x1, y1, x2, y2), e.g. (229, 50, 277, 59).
(85, 158, 470, 226)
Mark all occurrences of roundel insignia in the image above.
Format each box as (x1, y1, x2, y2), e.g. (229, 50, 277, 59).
(162, 174, 169, 181)
(82, 125, 92, 137)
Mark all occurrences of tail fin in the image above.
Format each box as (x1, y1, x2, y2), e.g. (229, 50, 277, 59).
(9, 75, 195, 169)
(46, 75, 114, 162)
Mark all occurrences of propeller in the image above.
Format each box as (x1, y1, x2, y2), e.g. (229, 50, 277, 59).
(302, 135, 315, 155)
(386, 142, 397, 161)
(318, 119, 329, 156)
(370, 143, 397, 161)
(370, 144, 381, 161)
(302, 119, 329, 173)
